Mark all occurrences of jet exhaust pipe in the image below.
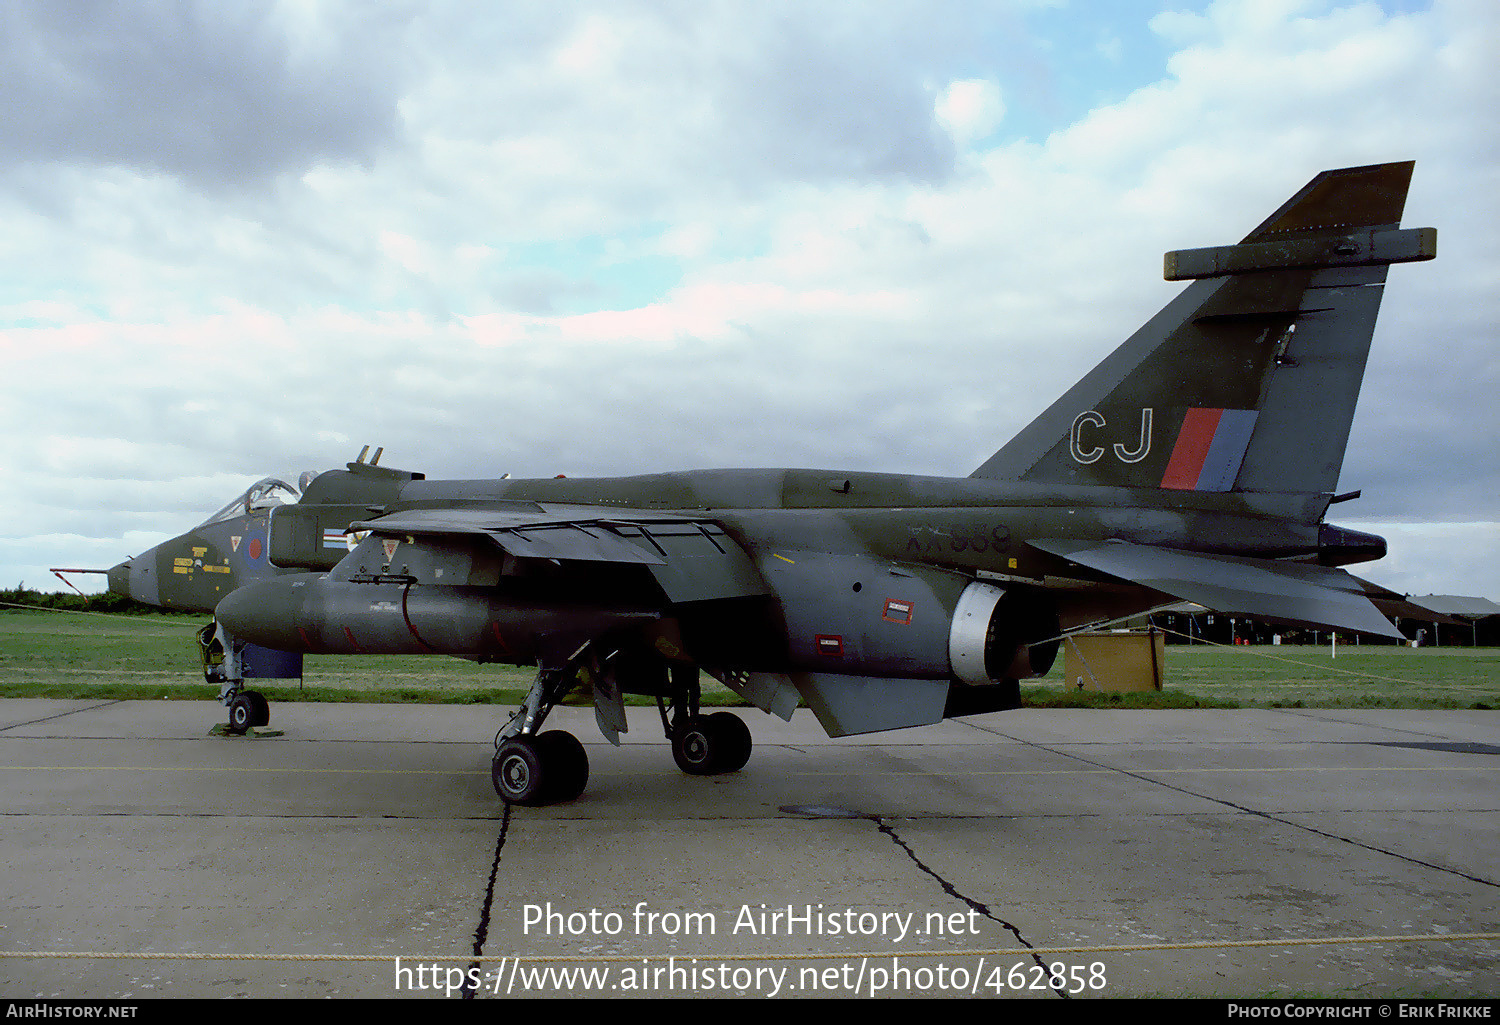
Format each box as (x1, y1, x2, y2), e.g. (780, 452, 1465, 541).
(1318, 523, 1387, 567)
(948, 582, 1059, 687)
(215, 578, 658, 661)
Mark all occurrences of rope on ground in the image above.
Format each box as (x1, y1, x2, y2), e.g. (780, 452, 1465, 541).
(2, 932, 1496, 962)
(1149, 622, 1433, 688)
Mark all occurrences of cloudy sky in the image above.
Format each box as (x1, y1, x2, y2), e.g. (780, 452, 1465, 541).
(2, 0, 1495, 601)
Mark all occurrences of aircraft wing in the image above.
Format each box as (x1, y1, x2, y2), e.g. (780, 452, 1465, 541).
(351, 504, 768, 602)
(1029, 538, 1404, 639)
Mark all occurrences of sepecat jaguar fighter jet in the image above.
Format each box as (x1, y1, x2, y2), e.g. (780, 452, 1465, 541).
(203, 162, 1433, 805)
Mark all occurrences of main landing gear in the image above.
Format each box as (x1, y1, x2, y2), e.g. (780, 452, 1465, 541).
(491, 652, 753, 806)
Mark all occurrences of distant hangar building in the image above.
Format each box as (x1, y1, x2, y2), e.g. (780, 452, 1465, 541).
(1402, 595, 1500, 647)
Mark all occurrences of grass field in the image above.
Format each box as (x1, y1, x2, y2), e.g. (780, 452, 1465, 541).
(1, 609, 1496, 709)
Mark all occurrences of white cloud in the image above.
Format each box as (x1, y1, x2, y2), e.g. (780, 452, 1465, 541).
(936, 79, 1006, 144)
(1345, 522, 1500, 599)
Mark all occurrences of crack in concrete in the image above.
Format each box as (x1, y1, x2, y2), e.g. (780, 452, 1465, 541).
(0, 701, 122, 732)
(461, 801, 512, 1000)
(869, 814, 1069, 999)
(982, 727, 1500, 890)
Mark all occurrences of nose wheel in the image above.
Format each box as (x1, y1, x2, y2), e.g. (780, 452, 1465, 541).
(226, 690, 270, 734)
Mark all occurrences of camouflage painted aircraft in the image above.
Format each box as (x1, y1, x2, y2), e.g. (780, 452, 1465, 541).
(128, 162, 1437, 805)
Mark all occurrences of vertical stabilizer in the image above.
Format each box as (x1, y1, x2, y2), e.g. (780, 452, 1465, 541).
(972, 162, 1434, 497)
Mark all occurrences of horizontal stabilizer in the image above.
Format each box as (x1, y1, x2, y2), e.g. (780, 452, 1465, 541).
(1165, 227, 1435, 280)
(1030, 539, 1403, 639)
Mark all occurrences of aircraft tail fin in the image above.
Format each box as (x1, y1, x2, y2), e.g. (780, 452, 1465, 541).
(971, 162, 1435, 497)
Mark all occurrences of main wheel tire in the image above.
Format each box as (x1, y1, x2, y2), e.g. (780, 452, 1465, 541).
(705, 711, 751, 772)
(534, 731, 589, 803)
(671, 717, 719, 775)
(492, 737, 547, 805)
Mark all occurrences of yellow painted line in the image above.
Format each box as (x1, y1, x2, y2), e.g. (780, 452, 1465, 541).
(771, 553, 796, 564)
(784, 765, 1494, 777)
(3, 765, 1491, 778)
(1, 765, 472, 775)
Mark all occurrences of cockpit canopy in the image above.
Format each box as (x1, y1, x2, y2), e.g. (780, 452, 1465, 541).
(197, 475, 316, 527)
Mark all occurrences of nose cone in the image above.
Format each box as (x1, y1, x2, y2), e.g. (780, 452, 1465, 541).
(215, 579, 309, 651)
(107, 559, 132, 598)
(107, 553, 159, 606)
